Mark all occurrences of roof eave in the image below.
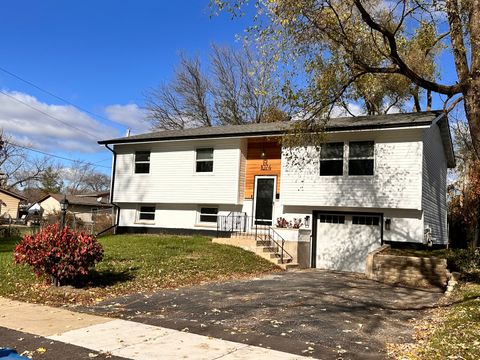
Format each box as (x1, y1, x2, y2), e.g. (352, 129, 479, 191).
(98, 121, 434, 145)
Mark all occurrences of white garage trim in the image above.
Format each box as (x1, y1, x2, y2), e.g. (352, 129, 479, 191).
(311, 210, 383, 272)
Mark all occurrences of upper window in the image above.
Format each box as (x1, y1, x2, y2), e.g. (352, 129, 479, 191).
(196, 148, 214, 173)
(138, 205, 155, 221)
(348, 141, 374, 176)
(320, 142, 344, 176)
(135, 151, 150, 174)
(198, 207, 218, 223)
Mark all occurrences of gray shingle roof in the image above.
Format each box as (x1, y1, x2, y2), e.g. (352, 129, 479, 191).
(38, 194, 112, 207)
(98, 111, 445, 145)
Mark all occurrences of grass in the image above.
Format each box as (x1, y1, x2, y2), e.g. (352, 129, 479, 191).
(392, 281, 480, 360)
(418, 282, 480, 359)
(0, 234, 279, 306)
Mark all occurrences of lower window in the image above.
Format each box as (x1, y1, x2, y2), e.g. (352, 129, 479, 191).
(199, 207, 218, 223)
(138, 205, 155, 221)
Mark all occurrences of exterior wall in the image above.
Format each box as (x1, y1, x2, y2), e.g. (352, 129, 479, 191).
(118, 203, 242, 230)
(0, 193, 21, 219)
(244, 138, 282, 199)
(422, 123, 448, 244)
(237, 139, 247, 203)
(113, 138, 243, 205)
(280, 128, 424, 210)
(281, 205, 424, 243)
(40, 197, 61, 215)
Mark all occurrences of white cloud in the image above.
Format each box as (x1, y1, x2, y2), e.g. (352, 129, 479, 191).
(0, 90, 121, 153)
(104, 104, 151, 134)
(330, 103, 364, 118)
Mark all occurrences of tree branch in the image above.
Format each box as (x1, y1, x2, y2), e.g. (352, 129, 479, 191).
(354, 0, 462, 96)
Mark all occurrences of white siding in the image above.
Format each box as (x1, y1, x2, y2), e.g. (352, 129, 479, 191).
(113, 139, 243, 205)
(281, 205, 423, 243)
(280, 129, 424, 210)
(237, 139, 247, 203)
(422, 123, 448, 244)
(118, 203, 241, 230)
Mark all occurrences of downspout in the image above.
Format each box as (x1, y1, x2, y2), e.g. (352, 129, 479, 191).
(104, 144, 120, 234)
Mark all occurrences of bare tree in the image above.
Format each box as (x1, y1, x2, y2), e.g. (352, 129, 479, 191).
(64, 160, 110, 195)
(145, 44, 288, 130)
(0, 131, 53, 190)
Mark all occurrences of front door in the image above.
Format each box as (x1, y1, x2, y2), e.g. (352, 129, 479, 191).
(254, 176, 276, 225)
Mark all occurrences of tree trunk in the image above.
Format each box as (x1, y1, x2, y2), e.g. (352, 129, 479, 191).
(463, 81, 480, 160)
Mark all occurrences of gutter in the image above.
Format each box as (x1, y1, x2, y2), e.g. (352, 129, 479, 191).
(104, 144, 120, 233)
(97, 120, 435, 145)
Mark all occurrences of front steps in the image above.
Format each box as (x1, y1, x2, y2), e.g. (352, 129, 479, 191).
(213, 235, 299, 270)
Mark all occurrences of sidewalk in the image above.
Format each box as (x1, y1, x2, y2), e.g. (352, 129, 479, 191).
(0, 297, 311, 360)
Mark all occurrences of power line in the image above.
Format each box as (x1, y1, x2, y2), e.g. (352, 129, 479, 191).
(0, 89, 100, 140)
(8, 141, 111, 170)
(0, 65, 131, 131)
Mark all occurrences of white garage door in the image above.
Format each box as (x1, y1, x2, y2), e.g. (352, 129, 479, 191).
(315, 213, 382, 273)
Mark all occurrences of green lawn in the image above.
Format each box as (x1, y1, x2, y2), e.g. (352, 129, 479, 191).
(0, 234, 279, 306)
(418, 282, 480, 359)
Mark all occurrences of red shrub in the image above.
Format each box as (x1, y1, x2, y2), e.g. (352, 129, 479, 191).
(14, 224, 104, 284)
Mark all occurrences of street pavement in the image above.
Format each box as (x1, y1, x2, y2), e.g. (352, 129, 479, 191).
(0, 297, 309, 360)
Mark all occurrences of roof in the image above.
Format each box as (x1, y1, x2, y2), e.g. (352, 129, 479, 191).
(0, 188, 27, 201)
(36, 193, 112, 208)
(98, 111, 445, 145)
(76, 191, 110, 198)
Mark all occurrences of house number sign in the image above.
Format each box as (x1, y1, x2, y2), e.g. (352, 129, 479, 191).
(260, 159, 271, 171)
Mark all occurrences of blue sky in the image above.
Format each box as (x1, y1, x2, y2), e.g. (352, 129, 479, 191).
(0, 1, 461, 177)
(0, 1, 249, 173)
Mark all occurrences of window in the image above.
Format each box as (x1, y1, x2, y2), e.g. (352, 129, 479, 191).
(138, 205, 155, 221)
(320, 142, 344, 176)
(199, 207, 218, 223)
(348, 141, 374, 175)
(135, 151, 150, 174)
(196, 148, 214, 173)
(352, 215, 379, 226)
(319, 214, 345, 224)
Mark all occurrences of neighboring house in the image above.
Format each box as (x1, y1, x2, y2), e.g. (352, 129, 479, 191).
(0, 188, 27, 220)
(99, 111, 455, 272)
(76, 191, 110, 204)
(32, 193, 112, 223)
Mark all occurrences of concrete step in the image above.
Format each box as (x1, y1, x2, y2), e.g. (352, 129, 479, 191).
(282, 263, 299, 270)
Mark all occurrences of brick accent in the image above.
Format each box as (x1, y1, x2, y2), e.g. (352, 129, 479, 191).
(366, 245, 448, 289)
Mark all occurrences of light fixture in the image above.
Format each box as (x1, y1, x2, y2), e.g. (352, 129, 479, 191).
(385, 218, 391, 231)
(304, 215, 310, 228)
(260, 144, 266, 159)
(60, 195, 69, 212)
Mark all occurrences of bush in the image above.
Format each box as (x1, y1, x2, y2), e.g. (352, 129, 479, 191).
(14, 224, 104, 284)
(446, 248, 480, 273)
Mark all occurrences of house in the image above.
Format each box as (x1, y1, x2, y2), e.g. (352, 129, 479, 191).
(99, 111, 455, 273)
(32, 193, 112, 223)
(0, 188, 27, 220)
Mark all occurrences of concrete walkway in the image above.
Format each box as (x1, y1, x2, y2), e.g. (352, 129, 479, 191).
(0, 297, 310, 360)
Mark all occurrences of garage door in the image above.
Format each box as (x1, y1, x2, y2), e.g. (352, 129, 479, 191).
(315, 213, 382, 273)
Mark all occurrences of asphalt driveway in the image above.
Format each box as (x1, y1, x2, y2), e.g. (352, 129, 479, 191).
(83, 270, 443, 360)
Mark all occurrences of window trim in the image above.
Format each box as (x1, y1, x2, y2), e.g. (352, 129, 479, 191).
(196, 206, 219, 225)
(319, 142, 344, 176)
(347, 141, 375, 176)
(195, 148, 214, 174)
(134, 150, 151, 174)
(136, 204, 156, 224)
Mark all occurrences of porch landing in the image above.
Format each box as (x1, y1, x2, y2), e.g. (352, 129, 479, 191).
(213, 236, 299, 270)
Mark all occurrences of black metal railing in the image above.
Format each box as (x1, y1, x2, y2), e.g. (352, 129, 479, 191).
(217, 213, 294, 264)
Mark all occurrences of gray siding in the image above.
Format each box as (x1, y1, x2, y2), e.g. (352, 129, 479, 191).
(422, 123, 448, 244)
